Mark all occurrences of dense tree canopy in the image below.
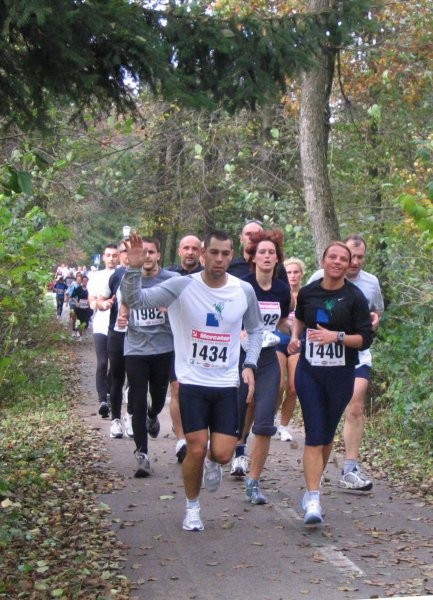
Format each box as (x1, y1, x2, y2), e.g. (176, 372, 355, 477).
(0, 0, 373, 129)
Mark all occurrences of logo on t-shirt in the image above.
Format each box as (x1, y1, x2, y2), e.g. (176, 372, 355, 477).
(206, 301, 224, 327)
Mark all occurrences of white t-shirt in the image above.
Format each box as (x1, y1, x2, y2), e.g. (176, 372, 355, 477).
(121, 270, 263, 387)
(87, 268, 115, 335)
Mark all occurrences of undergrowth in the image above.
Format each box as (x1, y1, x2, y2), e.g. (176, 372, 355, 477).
(0, 317, 129, 599)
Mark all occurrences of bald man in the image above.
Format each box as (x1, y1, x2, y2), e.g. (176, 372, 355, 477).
(166, 235, 203, 276)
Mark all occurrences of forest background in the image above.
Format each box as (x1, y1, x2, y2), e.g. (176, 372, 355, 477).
(0, 1, 433, 593)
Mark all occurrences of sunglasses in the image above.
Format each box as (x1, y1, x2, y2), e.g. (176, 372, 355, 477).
(244, 218, 263, 226)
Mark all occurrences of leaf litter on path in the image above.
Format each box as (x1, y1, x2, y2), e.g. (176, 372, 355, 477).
(0, 347, 130, 599)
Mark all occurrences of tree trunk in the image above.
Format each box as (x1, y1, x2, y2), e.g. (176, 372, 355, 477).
(300, 0, 340, 264)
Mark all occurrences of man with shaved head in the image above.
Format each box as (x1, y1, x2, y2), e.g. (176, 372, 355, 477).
(167, 235, 203, 276)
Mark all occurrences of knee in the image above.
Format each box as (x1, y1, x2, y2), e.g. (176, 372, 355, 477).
(211, 448, 234, 465)
(187, 442, 207, 463)
(345, 401, 364, 421)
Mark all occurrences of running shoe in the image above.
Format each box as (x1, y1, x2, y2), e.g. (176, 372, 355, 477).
(147, 414, 160, 439)
(182, 506, 204, 531)
(110, 418, 123, 438)
(245, 480, 268, 505)
(301, 492, 324, 526)
(278, 425, 293, 442)
(134, 452, 151, 478)
(123, 412, 134, 438)
(338, 467, 373, 491)
(230, 455, 248, 477)
(175, 439, 187, 464)
(203, 458, 222, 492)
(98, 401, 110, 418)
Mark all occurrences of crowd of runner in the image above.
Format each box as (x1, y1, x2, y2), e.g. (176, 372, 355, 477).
(52, 221, 383, 531)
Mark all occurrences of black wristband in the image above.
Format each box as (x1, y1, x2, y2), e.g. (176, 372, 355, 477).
(242, 363, 256, 372)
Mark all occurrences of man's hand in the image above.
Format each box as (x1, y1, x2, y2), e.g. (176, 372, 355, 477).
(126, 233, 145, 269)
(241, 367, 255, 404)
(370, 311, 381, 331)
(117, 312, 129, 329)
(99, 295, 116, 311)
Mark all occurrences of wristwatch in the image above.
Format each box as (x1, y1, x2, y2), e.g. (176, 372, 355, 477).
(337, 331, 346, 343)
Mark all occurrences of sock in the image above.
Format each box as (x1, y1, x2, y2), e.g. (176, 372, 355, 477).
(343, 459, 358, 475)
(235, 444, 246, 458)
(186, 498, 199, 509)
(305, 490, 320, 502)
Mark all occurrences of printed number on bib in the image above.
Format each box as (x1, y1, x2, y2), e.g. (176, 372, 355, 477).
(258, 301, 281, 331)
(189, 330, 230, 368)
(133, 308, 165, 327)
(79, 299, 89, 308)
(305, 329, 345, 366)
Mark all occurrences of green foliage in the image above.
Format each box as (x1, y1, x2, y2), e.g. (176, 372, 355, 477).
(0, 0, 375, 129)
(371, 229, 433, 446)
(0, 191, 69, 399)
(400, 194, 433, 235)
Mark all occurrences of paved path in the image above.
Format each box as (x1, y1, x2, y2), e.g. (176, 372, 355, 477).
(72, 331, 433, 600)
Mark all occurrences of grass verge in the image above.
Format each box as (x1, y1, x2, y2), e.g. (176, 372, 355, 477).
(0, 321, 129, 599)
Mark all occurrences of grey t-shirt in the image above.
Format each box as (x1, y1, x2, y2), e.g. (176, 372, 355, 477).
(124, 269, 179, 356)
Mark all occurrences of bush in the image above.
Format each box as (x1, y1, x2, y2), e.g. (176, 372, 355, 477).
(0, 193, 69, 403)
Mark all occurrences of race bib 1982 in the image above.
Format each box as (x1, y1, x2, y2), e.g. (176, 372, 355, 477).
(132, 308, 165, 327)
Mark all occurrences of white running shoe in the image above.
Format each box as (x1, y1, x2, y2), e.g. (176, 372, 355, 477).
(278, 425, 293, 442)
(230, 455, 248, 477)
(301, 492, 324, 526)
(203, 458, 222, 492)
(110, 418, 123, 438)
(123, 412, 134, 438)
(183, 506, 204, 531)
(338, 467, 373, 491)
(245, 480, 268, 505)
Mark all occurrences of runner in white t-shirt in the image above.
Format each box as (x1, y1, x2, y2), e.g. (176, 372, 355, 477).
(88, 244, 119, 418)
(122, 230, 263, 532)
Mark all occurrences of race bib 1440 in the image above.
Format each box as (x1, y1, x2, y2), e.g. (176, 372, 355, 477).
(305, 329, 345, 366)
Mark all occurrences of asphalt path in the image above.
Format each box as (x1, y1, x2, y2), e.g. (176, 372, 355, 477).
(72, 328, 433, 600)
